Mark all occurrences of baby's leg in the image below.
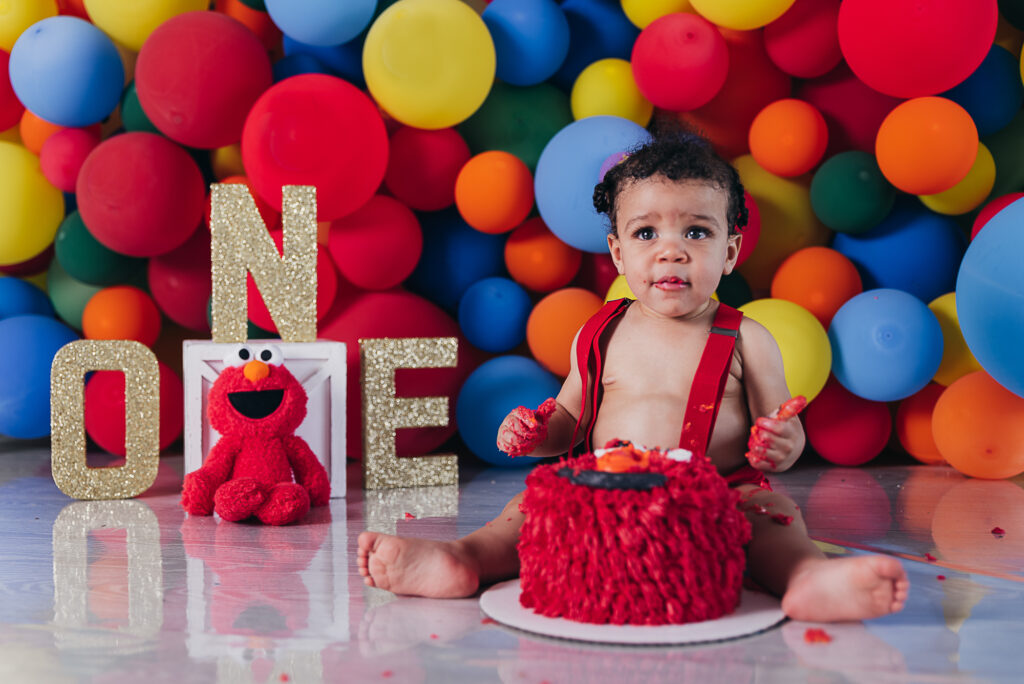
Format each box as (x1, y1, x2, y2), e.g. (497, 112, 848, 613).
(739, 485, 909, 622)
(356, 492, 525, 598)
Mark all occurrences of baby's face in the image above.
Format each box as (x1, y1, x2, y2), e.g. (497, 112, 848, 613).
(607, 176, 740, 319)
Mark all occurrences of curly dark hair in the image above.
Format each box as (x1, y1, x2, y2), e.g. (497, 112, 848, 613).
(593, 132, 748, 237)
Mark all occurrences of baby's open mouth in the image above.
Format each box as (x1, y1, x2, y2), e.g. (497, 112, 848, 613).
(228, 389, 284, 419)
(654, 276, 689, 290)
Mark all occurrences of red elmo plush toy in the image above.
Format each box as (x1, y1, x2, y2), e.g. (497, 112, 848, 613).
(181, 344, 330, 525)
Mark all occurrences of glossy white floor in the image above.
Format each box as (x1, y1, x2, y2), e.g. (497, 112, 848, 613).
(1, 438, 1022, 683)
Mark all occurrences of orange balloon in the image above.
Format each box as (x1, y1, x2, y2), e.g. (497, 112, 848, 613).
(896, 465, 963, 542)
(875, 97, 978, 195)
(214, 0, 282, 51)
(82, 285, 162, 347)
(932, 478, 1024, 569)
(770, 246, 861, 328)
(504, 217, 582, 292)
(455, 150, 534, 234)
(895, 382, 945, 465)
(749, 98, 828, 177)
(932, 370, 1024, 479)
(526, 288, 603, 377)
(19, 110, 101, 156)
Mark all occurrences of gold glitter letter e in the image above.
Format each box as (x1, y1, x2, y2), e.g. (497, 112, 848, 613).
(50, 340, 160, 500)
(361, 338, 459, 489)
(210, 183, 317, 343)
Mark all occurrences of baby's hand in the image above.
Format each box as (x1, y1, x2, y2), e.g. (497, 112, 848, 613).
(746, 396, 807, 471)
(496, 398, 558, 457)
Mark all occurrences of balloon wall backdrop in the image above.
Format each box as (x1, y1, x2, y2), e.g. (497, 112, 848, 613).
(2, 0, 1023, 479)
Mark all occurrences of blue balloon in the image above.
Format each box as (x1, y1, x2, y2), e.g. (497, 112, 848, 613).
(0, 315, 78, 439)
(832, 199, 967, 304)
(0, 279, 54, 320)
(483, 0, 570, 86)
(828, 289, 943, 402)
(406, 209, 507, 311)
(8, 16, 124, 128)
(456, 355, 562, 466)
(458, 277, 532, 353)
(535, 115, 651, 252)
(282, 35, 365, 87)
(272, 53, 332, 82)
(266, 0, 376, 47)
(552, 0, 639, 90)
(957, 197, 1024, 397)
(944, 45, 1024, 137)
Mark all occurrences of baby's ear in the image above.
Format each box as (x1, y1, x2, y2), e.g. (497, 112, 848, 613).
(723, 234, 742, 274)
(607, 233, 625, 274)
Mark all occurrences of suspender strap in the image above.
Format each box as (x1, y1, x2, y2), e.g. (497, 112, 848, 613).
(570, 298, 631, 456)
(678, 303, 743, 457)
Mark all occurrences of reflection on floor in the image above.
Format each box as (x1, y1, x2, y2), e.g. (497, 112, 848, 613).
(1, 439, 1022, 683)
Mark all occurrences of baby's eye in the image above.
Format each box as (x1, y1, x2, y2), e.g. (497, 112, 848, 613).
(223, 345, 254, 367)
(252, 344, 283, 366)
(686, 226, 711, 240)
(634, 226, 655, 241)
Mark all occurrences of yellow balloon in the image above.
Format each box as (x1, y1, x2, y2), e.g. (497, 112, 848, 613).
(211, 143, 245, 180)
(363, 0, 496, 130)
(919, 143, 995, 215)
(738, 298, 831, 402)
(83, 0, 207, 52)
(604, 274, 636, 302)
(928, 292, 982, 386)
(733, 154, 830, 291)
(0, 0, 56, 52)
(621, 0, 693, 29)
(690, 0, 795, 30)
(0, 142, 64, 266)
(0, 123, 21, 144)
(571, 58, 653, 127)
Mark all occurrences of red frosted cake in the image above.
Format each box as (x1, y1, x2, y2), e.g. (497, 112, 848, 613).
(517, 441, 752, 626)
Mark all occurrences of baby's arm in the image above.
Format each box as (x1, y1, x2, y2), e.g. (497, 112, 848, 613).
(496, 328, 588, 458)
(738, 318, 806, 472)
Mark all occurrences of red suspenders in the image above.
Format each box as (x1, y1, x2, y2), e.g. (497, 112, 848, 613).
(569, 299, 743, 458)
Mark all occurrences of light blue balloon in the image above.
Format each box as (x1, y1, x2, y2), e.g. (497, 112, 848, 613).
(535, 115, 651, 253)
(483, 0, 570, 86)
(8, 16, 124, 128)
(266, 0, 376, 47)
(957, 197, 1024, 398)
(456, 355, 561, 467)
(458, 277, 532, 353)
(828, 289, 943, 402)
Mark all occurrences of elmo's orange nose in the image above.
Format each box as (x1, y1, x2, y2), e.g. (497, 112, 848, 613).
(243, 360, 270, 382)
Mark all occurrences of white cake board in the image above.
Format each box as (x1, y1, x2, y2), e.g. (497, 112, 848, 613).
(480, 580, 785, 645)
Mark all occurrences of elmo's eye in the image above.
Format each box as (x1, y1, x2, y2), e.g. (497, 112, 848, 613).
(253, 344, 283, 366)
(223, 345, 253, 368)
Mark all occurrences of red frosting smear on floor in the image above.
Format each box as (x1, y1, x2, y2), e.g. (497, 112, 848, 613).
(804, 628, 832, 643)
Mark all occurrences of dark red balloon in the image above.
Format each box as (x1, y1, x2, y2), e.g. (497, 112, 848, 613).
(764, 0, 842, 79)
(242, 74, 388, 221)
(246, 229, 339, 332)
(148, 228, 212, 332)
(327, 195, 423, 291)
(135, 11, 273, 149)
(384, 126, 470, 211)
(805, 377, 892, 466)
(40, 127, 100, 192)
(0, 49, 25, 131)
(84, 361, 184, 456)
(76, 132, 205, 257)
(573, 252, 618, 298)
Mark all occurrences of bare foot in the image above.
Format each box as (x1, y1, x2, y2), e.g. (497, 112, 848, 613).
(781, 555, 909, 622)
(357, 531, 481, 598)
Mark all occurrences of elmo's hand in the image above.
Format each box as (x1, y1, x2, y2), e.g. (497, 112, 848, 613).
(496, 398, 558, 457)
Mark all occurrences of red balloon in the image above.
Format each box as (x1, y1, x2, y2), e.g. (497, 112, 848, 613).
(0, 49, 25, 131)
(318, 289, 477, 460)
(805, 468, 892, 542)
(630, 13, 729, 111)
(148, 228, 212, 332)
(84, 361, 184, 456)
(674, 29, 791, 159)
(804, 377, 892, 466)
(40, 127, 100, 193)
(971, 192, 1024, 240)
(764, 0, 841, 79)
(837, 0, 998, 98)
(798, 62, 902, 156)
(242, 74, 388, 221)
(77, 133, 204, 258)
(246, 230, 339, 332)
(327, 195, 422, 291)
(384, 126, 470, 211)
(573, 252, 619, 298)
(736, 190, 760, 267)
(135, 11, 272, 149)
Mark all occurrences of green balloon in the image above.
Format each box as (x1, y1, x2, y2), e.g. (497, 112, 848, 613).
(983, 109, 1024, 200)
(716, 270, 752, 309)
(458, 81, 572, 171)
(120, 82, 161, 135)
(810, 151, 896, 234)
(47, 258, 103, 331)
(238, 0, 267, 10)
(54, 211, 145, 286)
(999, 0, 1024, 30)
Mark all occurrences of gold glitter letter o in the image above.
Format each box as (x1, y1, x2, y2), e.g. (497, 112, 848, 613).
(50, 340, 161, 500)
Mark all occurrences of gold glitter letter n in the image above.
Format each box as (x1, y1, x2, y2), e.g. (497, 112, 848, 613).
(361, 338, 459, 489)
(210, 183, 317, 343)
(50, 340, 160, 500)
